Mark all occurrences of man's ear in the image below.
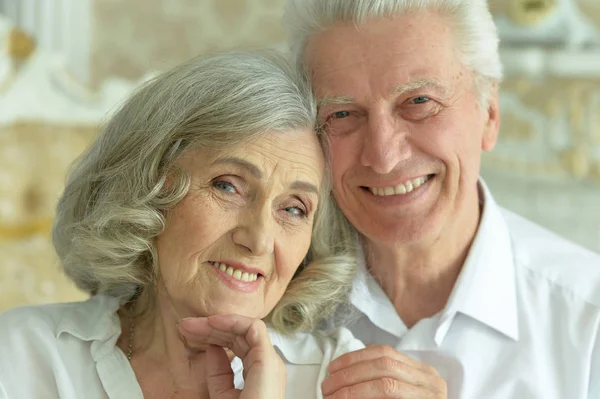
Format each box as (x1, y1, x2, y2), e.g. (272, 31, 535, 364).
(482, 83, 501, 152)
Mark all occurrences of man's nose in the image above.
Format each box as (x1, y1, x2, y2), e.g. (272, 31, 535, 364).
(231, 205, 275, 257)
(360, 113, 411, 174)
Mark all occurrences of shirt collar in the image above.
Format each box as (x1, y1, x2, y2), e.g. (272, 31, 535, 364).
(349, 245, 409, 337)
(349, 178, 519, 344)
(437, 179, 519, 344)
(54, 297, 329, 370)
(268, 330, 324, 365)
(54, 296, 328, 366)
(55, 294, 121, 342)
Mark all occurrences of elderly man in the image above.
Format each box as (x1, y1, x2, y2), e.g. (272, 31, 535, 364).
(284, 0, 600, 398)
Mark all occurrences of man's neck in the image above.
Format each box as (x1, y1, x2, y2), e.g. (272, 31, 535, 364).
(364, 191, 482, 329)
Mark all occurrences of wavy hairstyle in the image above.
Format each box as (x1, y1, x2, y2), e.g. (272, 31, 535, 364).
(284, 0, 503, 108)
(52, 51, 357, 333)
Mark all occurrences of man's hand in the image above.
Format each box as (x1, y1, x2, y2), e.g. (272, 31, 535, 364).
(178, 314, 286, 399)
(321, 345, 447, 399)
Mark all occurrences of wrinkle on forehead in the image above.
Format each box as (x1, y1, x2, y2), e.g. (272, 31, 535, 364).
(306, 12, 458, 89)
(238, 132, 325, 192)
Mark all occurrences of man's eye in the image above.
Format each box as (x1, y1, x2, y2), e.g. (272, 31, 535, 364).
(331, 110, 351, 119)
(411, 96, 430, 104)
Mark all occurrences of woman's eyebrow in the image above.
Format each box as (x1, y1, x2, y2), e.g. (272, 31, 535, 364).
(213, 157, 263, 178)
(214, 157, 319, 195)
(290, 181, 319, 196)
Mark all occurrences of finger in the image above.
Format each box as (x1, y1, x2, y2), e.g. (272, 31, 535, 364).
(329, 346, 434, 374)
(177, 319, 231, 351)
(178, 317, 247, 349)
(240, 346, 286, 399)
(322, 357, 435, 396)
(324, 379, 440, 399)
(182, 314, 255, 336)
(178, 316, 269, 360)
(179, 324, 242, 350)
(206, 314, 270, 349)
(205, 345, 240, 399)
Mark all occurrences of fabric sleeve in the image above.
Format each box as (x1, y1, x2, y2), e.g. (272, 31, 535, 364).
(589, 317, 600, 398)
(0, 380, 8, 399)
(315, 328, 366, 398)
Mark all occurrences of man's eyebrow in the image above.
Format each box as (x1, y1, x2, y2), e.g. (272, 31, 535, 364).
(213, 157, 262, 178)
(391, 78, 450, 97)
(290, 180, 320, 196)
(317, 95, 355, 108)
(317, 78, 449, 109)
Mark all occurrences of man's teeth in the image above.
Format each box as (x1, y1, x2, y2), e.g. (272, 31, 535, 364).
(369, 175, 430, 197)
(211, 262, 258, 282)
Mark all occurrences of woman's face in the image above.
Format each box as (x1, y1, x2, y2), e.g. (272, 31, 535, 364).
(154, 129, 325, 319)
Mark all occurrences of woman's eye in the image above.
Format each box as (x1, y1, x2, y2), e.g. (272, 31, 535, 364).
(213, 180, 236, 193)
(284, 206, 307, 218)
(411, 96, 430, 104)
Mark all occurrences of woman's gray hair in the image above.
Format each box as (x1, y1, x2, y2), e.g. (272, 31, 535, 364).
(283, 0, 503, 108)
(53, 50, 357, 333)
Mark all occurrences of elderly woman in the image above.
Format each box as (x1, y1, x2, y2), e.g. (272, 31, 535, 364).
(0, 51, 363, 399)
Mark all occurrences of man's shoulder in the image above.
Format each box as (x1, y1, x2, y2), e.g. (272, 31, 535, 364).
(500, 208, 600, 306)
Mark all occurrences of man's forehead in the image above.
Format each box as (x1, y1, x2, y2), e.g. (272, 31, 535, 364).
(304, 13, 455, 78)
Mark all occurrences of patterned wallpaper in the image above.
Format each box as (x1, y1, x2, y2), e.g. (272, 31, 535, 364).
(90, 0, 287, 86)
(0, 0, 599, 312)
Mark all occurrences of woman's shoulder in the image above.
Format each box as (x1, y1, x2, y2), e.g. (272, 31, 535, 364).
(1, 301, 80, 332)
(0, 296, 123, 398)
(0, 295, 119, 346)
(269, 327, 366, 366)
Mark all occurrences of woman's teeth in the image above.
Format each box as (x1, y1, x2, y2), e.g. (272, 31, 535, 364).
(369, 175, 431, 197)
(211, 262, 258, 282)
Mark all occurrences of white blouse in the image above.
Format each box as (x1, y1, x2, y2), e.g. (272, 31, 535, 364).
(0, 295, 364, 399)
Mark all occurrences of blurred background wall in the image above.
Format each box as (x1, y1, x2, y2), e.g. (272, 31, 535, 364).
(0, 0, 599, 312)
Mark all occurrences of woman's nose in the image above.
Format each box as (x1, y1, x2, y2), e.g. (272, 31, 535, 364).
(231, 207, 275, 256)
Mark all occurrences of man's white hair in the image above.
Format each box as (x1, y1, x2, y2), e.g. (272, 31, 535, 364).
(283, 0, 503, 108)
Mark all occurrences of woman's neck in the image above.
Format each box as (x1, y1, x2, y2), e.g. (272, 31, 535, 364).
(117, 291, 212, 398)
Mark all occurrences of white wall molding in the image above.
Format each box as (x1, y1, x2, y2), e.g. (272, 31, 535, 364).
(0, 0, 91, 84)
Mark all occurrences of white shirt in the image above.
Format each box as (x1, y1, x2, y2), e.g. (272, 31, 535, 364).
(0, 295, 364, 399)
(345, 180, 600, 398)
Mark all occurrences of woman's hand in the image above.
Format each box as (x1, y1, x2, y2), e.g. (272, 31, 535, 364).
(177, 315, 286, 399)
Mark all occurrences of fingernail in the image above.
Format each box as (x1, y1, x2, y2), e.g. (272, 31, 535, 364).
(177, 317, 193, 331)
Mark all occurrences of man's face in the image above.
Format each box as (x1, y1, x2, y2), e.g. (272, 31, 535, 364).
(305, 11, 500, 247)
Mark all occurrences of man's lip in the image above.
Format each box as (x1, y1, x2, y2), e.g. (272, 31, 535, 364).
(207, 260, 264, 276)
(360, 173, 436, 189)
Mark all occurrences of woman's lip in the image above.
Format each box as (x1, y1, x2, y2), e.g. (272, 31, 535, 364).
(209, 262, 262, 293)
(208, 260, 264, 276)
